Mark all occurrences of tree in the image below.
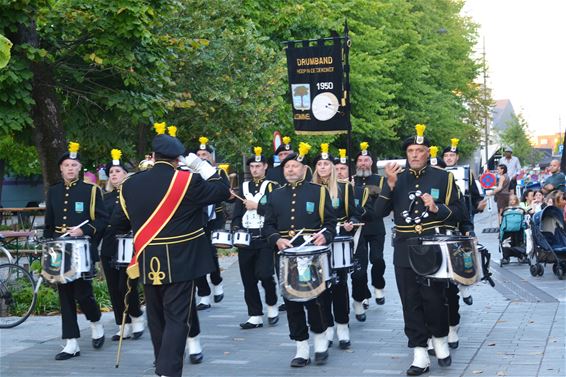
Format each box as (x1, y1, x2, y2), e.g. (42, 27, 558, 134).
(499, 114, 540, 166)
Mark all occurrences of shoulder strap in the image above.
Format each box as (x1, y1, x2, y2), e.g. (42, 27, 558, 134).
(242, 181, 251, 197)
(319, 185, 326, 224)
(259, 180, 270, 195)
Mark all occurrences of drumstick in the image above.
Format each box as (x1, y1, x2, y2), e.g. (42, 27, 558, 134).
(230, 189, 246, 202)
(338, 223, 365, 227)
(59, 220, 89, 238)
(289, 228, 305, 244)
(299, 228, 327, 248)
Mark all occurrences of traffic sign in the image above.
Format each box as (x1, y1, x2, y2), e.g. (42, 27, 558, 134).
(479, 172, 497, 189)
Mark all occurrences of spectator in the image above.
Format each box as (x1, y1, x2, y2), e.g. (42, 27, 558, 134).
(520, 189, 534, 215)
(487, 164, 510, 222)
(507, 194, 520, 208)
(499, 147, 521, 191)
(532, 190, 545, 213)
(542, 159, 566, 193)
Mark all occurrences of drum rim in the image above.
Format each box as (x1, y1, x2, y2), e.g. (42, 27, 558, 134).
(43, 236, 91, 242)
(281, 245, 330, 256)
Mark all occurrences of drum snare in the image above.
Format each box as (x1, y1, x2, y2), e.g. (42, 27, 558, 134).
(116, 234, 134, 266)
(233, 230, 251, 248)
(279, 245, 330, 302)
(330, 236, 354, 269)
(211, 230, 233, 249)
(41, 236, 92, 284)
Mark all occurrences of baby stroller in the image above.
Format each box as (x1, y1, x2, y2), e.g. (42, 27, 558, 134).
(499, 207, 530, 266)
(530, 205, 566, 279)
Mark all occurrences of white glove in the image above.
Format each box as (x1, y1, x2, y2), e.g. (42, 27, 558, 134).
(184, 153, 216, 180)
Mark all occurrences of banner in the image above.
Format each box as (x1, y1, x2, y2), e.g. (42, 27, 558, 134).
(285, 37, 350, 135)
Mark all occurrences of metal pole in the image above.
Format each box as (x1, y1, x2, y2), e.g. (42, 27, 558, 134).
(483, 37, 489, 172)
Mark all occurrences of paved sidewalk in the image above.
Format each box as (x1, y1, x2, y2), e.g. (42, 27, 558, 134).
(0, 211, 564, 376)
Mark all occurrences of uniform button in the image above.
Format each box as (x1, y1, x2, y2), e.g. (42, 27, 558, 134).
(290, 225, 295, 229)
(64, 201, 68, 204)
(414, 210, 419, 214)
(63, 216, 67, 220)
(291, 208, 295, 212)
(63, 224, 67, 227)
(291, 216, 295, 220)
(65, 193, 69, 197)
(415, 184, 419, 188)
(63, 208, 67, 212)
(291, 201, 296, 204)
(292, 193, 296, 197)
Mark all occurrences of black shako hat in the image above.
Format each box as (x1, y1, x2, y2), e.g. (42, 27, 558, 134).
(402, 124, 431, 151)
(58, 141, 81, 165)
(312, 143, 334, 166)
(246, 146, 267, 165)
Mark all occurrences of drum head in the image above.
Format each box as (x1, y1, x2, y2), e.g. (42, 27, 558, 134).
(408, 238, 444, 276)
(281, 245, 330, 256)
(280, 251, 328, 302)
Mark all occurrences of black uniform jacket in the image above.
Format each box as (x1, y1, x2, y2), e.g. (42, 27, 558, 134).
(375, 164, 464, 267)
(100, 190, 123, 258)
(263, 180, 337, 248)
(44, 179, 108, 262)
(231, 178, 278, 248)
(354, 174, 386, 236)
(111, 161, 231, 285)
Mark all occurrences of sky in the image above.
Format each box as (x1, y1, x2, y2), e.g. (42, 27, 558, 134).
(461, 0, 566, 136)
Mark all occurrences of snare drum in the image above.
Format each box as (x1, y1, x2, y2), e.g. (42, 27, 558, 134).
(41, 237, 92, 284)
(279, 245, 330, 302)
(116, 234, 134, 266)
(408, 235, 481, 286)
(233, 230, 251, 248)
(211, 230, 233, 249)
(330, 236, 354, 269)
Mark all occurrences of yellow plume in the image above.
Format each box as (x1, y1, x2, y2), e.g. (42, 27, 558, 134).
(450, 138, 460, 149)
(154, 122, 166, 135)
(415, 124, 426, 137)
(429, 146, 439, 158)
(282, 136, 291, 145)
(68, 142, 80, 153)
(320, 143, 329, 153)
(360, 141, 369, 151)
(298, 142, 311, 157)
(339, 149, 347, 158)
(167, 126, 177, 137)
(111, 149, 122, 161)
(254, 146, 262, 156)
(199, 136, 208, 145)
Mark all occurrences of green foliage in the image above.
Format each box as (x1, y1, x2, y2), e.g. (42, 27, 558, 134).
(0, 134, 40, 176)
(499, 114, 539, 166)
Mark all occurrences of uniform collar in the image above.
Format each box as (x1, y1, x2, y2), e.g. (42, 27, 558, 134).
(154, 161, 175, 169)
(409, 166, 427, 178)
(64, 178, 79, 187)
(252, 177, 265, 184)
(288, 178, 304, 188)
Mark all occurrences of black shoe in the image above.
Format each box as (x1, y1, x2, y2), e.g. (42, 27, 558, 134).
(362, 301, 369, 310)
(278, 303, 286, 312)
(197, 303, 211, 311)
(406, 365, 429, 376)
(463, 296, 473, 305)
(448, 341, 459, 349)
(427, 348, 435, 356)
(132, 330, 143, 339)
(239, 321, 263, 329)
(290, 357, 310, 367)
(112, 334, 131, 341)
(92, 336, 105, 349)
(339, 340, 351, 350)
(355, 313, 366, 322)
(55, 351, 80, 360)
(314, 350, 328, 365)
(375, 297, 385, 305)
(328, 340, 333, 348)
(438, 355, 452, 367)
(190, 353, 203, 364)
(268, 315, 279, 325)
(501, 257, 509, 265)
(214, 293, 224, 303)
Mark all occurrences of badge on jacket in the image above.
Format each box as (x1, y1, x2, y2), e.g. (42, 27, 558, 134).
(75, 202, 84, 213)
(430, 188, 439, 200)
(332, 198, 340, 208)
(306, 201, 315, 214)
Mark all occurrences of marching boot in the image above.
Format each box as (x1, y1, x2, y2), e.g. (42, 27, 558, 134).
(374, 288, 385, 305)
(212, 282, 224, 303)
(431, 336, 451, 367)
(187, 335, 203, 364)
(90, 320, 105, 349)
(353, 300, 366, 322)
(55, 338, 80, 360)
(460, 285, 473, 305)
(240, 315, 263, 329)
(336, 323, 351, 349)
(197, 295, 211, 310)
(448, 325, 459, 349)
(290, 340, 310, 367)
(313, 332, 329, 365)
(278, 303, 287, 312)
(112, 323, 132, 341)
(406, 347, 430, 376)
(267, 305, 279, 325)
(427, 338, 435, 356)
(325, 326, 335, 347)
(130, 313, 145, 339)
(362, 298, 370, 310)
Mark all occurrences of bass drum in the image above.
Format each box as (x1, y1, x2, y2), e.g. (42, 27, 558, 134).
(279, 245, 330, 302)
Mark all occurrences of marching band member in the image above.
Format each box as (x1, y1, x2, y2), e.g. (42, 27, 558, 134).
(231, 147, 279, 329)
(263, 143, 337, 367)
(266, 135, 313, 186)
(312, 144, 357, 349)
(353, 142, 387, 310)
(375, 125, 464, 376)
(111, 123, 231, 377)
(44, 142, 108, 360)
(100, 149, 145, 342)
(194, 136, 226, 309)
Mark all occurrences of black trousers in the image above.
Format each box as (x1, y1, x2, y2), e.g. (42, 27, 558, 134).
(367, 234, 386, 289)
(100, 256, 143, 325)
(284, 295, 328, 341)
(446, 283, 460, 327)
(58, 278, 101, 339)
(394, 266, 449, 348)
(351, 241, 372, 302)
(238, 245, 277, 316)
(195, 248, 223, 297)
(323, 269, 350, 325)
(145, 280, 198, 377)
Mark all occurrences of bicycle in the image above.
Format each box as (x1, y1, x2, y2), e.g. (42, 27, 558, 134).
(0, 234, 43, 328)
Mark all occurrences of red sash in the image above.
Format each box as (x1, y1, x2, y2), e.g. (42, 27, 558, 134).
(127, 171, 192, 279)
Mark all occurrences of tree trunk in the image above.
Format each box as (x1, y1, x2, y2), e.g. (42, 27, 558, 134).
(16, 21, 66, 190)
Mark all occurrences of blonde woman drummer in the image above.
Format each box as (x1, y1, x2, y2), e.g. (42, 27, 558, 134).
(312, 144, 358, 349)
(100, 149, 145, 342)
